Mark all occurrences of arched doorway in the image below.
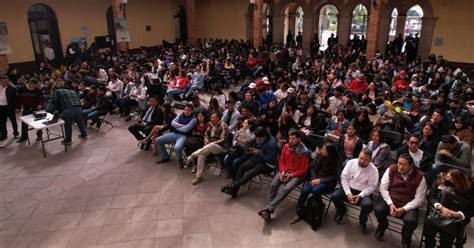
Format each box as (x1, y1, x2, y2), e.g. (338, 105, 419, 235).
(27, 4, 62, 64)
(405, 5, 423, 38)
(350, 4, 368, 39)
(318, 5, 338, 51)
(106, 6, 117, 49)
(174, 6, 188, 43)
(388, 8, 398, 42)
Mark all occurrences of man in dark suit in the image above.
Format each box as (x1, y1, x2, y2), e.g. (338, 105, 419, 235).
(0, 75, 18, 140)
(128, 95, 164, 150)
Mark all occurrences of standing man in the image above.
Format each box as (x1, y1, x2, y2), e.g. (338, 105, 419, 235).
(0, 75, 18, 141)
(374, 154, 427, 248)
(258, 130, 309, 222)
(43, 43, 55, 65)
(16, 78, 45, 143)
(128, 95, 163, 150)
(51, 80, 88, 145)
(331, 149, 379, 231)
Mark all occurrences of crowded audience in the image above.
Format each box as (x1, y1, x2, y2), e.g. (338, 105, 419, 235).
(0, 37, 473, 247)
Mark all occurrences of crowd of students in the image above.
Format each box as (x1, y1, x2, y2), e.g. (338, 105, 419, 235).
(0, 38, 473, 247)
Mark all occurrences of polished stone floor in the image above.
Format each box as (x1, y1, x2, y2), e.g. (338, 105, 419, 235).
(0, 100, 472, 248)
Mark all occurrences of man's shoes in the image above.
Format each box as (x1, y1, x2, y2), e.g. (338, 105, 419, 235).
(96, 121, 102, 129)
(16, 137, 28, 143)
(184, 156, 194, 168)
(13, 133, 19, 139)
(156, 158, 170, 164)
(375, 223, 387, 240)
(334, 212, 344, 224)
(139, 143, 145, 150)
(78, 135, 88, 139)
(223, 187, 238, 198)
(192, 177, 204, 185)
(258, 209, 271, 222)
(61, 141, 72, 145)
(290, 214, 302, 225)
(359, 222, 367, 232)
(221, 184, 232, 193)
(190, 165, 197, 173)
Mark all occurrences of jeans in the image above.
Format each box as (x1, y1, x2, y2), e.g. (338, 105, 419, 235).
(83, 109, 100, 124)
(331, 187, 373, 224)
(374, 201, 418, 243)
(296, 180, 336, 209)
(156, 132, 188, 163)
(190, 143, 225, 178)
(62, 106, 87, 142)
(232, 157, 274, 192)
(266, 171, 303, 212)
(165, 88, 184, 104)
(184, 84, 203, 98)
(224, 152, 252, 180)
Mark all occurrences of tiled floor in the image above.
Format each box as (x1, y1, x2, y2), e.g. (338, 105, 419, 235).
(0, 97, 472, 248)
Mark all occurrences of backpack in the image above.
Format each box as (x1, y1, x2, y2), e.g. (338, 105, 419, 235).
(302, 196, 324, 231)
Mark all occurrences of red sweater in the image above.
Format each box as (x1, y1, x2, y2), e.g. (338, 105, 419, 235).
(394, 79, 409, 91)
(175, 76, 189, 90)
(348, 79, 368, 93)
(278, 143, 309, 178)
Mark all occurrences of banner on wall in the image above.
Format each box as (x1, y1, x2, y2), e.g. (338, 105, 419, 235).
(0, 22, 12, 55)
(114, 18, 130, 42)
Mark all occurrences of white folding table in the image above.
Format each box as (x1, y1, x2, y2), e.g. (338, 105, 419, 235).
(19, 113, 67, 158)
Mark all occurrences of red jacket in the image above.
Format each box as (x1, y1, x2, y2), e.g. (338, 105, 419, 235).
(278, 143, 309, 178)
(394, 79, 409, 91)
(348, 79, 368, 93)
(175, 76, 189, 90)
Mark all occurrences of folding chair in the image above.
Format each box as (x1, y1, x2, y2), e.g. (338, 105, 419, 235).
(97, 114, 113, 132)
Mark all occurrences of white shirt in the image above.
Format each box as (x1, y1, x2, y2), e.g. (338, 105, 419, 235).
(0, 85, 7, 106)
(409, 149, 424, 168)
(341, 158, 379, 198)
(380, 168, 427, 212)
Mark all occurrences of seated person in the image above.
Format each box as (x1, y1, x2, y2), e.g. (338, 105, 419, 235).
(183, 111, 209, 165)
(155, 104, 197, 165)
(366, 128, 391, 176)
(448, 117, 472, 145)
(423, 169, 474, 248)
(118, 80, 147, 118)
(184, 112, 229, 185)
(127, 96, 164, 150)
(224, 118, 256, 180)
(292, 143, 341, 224)
(325, 110, 349, 142)
(375, 154, 427, 248)
(81, 85, 97, 109)
(337, 123, 363, 164)
(164, 69, 188, 104)
(221, 100, 241, 133)
(83, 86, 111, 128)
(331, 149, 379, 232)
(221, 127, 279, 198)
(433, 134, 472, 176)
(140, 103, 176, 155)
(394, 134, 432, 173)
(258, 130, 309, 222)
(184, 64, 204, 99)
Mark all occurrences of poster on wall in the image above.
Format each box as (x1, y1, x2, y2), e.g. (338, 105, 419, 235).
(0, 22, 12, 55)
(114, 18, 130, 42)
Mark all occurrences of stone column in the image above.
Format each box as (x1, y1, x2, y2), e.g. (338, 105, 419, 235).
(366, 0, 381, 58)
(288, 12, 296, 36)
(418, 16, 438, 59)
(395, 14, 406, 37)
(0, 55, 8, 75)
(377, 16, 391, 54)
(302, 14, 313, 55)
(113, 0, 128, 51)
(253, 0, 263, 48)
(187, 0, 197, 44)
(272, 14, 284, 44)
(337, 13, 351, 47)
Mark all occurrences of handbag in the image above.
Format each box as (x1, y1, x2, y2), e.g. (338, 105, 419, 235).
(426, 207, 462, 236)
(302, 196, 325, 231)
(227, 145, 242, 157)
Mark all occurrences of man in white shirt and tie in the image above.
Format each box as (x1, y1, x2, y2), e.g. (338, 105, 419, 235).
(331, 149, 379, 232)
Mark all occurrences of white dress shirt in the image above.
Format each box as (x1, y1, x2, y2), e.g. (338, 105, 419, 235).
(341, 158, 379, 198)
(380, 168, 427, 211)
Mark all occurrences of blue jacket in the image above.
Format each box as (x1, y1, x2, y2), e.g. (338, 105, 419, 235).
(255, 135, 280, 166)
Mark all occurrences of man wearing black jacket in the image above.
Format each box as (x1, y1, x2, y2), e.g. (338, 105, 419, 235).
(83, 86, 111, 128)
(16, 78, 44, 142)
(128, 95, 163, 150)
(0, 75, 18, 140)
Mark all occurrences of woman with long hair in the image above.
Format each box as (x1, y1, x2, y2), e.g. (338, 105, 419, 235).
(449, 117, 472, 145)
(366, 128, 391, 176)
(417, 122, 439, 161)
(292, 143, 341, 224)
(352, 110, 373, 143)
(183, 111, 209, 170)
(423, 169, 474, 248)
(223, 118, 256, 180)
